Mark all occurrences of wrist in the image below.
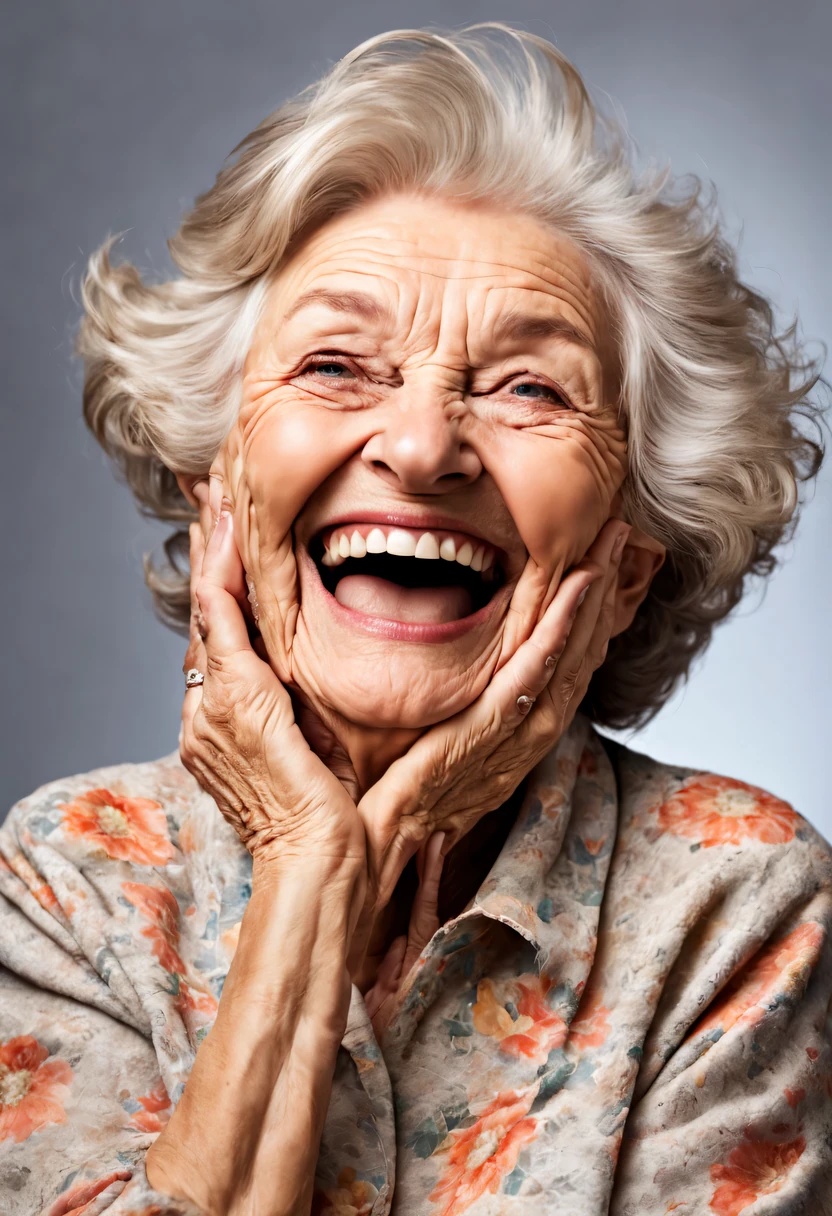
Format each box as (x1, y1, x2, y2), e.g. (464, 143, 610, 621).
(252, 833, 367, 909)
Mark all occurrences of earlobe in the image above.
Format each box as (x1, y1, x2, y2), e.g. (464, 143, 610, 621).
(611, 525, 667, 637)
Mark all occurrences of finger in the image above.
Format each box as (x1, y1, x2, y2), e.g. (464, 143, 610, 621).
(192, 479, 213, 541)
(414, 831, 444, 909)
(583, 536, 625, 672)
(182, 524, 209, 736)
(188, 522, 207, 630)
(550, 520, 630, 708)
(503, 567, 602, 723)
(475, 563, 599, 734)
(406, 832, 444, 959)
(208, 471, 224, 524)
(196, 512, 256, 662)
(372, 828, 423, 915)
(363, 935, 407, 1022)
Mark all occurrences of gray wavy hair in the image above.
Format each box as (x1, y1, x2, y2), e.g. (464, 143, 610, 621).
(77, 24, 825, 731)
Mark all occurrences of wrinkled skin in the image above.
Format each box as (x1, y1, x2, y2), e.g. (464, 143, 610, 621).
(177, 191, 666, 965)
(204, 197, 656, 764)
(147, 195, 667, 1213)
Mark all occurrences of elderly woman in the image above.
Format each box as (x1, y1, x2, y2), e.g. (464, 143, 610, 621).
(1, 24, 830, 1216)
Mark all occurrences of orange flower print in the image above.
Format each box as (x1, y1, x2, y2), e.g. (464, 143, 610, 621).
(473, 976, 566, 1067)
(121, 882, 217, 1020)
(0, 1035, 72, 1144)
(569, 987, 612, 1052)
(430, 1088, 538, 1216)
(128, 1076, 172, 1133)
(61, 788, 174, 866)
(4, 850, 61, 915)
(312, 1167, 379, 1214)
(709, 1133, 805, 1215)
(122, 882, 186, 974)
(577, 747, 597, 777)
(657, 774, 799, 849)
(45, 1171, 131, 1216)
(693, 922, 824, 1040)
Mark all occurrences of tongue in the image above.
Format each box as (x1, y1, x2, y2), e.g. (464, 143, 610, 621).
(334, 574, 473, 623)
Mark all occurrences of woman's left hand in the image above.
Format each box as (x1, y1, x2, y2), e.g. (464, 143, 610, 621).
(357, 518, 630, 912)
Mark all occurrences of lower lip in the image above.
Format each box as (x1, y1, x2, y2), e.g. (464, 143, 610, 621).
(298, 545, 508, 643)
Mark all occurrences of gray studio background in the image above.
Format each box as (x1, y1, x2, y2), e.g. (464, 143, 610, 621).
(2, 1, 830, 831)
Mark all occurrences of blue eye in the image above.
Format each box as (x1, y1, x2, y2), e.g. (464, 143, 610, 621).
(317, 362, 349, 377)
(512, 381, 559, 401)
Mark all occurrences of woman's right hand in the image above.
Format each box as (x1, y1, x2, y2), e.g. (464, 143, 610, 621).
(148, 508, 370, 1215)
(180, 509, 367, 876)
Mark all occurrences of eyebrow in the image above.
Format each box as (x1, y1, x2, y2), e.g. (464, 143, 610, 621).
(282, 288, 390, 325)
(492, 310, 595, 350)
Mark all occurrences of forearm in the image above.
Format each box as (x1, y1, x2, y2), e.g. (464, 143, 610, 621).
(147, 849, 366, 1216)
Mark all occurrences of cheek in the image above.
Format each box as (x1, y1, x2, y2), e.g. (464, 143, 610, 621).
(478, 426, 620, 567)
(240, 400, 369, 551)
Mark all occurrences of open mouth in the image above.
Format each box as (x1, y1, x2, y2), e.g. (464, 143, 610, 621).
(312, 524, 506, 626)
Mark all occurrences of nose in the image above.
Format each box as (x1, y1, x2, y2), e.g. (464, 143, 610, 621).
(361, 394, 482, 494)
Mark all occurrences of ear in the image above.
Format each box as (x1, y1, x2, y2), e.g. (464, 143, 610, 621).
(611, 525, 666, 637)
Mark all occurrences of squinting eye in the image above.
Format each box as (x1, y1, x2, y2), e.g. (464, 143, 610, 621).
(511, 381, 561, 402)
(315, 362, 351, 377)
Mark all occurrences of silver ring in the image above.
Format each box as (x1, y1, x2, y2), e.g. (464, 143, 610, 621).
(185, 668, 205, 689)
(516, 695, 535, 714)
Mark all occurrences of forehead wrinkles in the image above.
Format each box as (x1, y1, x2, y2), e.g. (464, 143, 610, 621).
(284, 258, 602, 362)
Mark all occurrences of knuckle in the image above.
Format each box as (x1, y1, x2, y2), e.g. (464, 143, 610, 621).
(514, 673, 538, 701)
(179, 735, 196, 768)
(194, 576, 220, 615)
(531, 700, 558, 737)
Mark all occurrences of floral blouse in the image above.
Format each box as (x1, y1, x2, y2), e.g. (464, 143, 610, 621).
(1, 712, 831, 1216)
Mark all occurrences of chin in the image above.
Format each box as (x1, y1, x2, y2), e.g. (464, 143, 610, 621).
(300, 648, 495, 730)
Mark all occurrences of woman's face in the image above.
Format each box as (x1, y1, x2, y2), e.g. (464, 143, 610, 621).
(217, 194, 628, 729)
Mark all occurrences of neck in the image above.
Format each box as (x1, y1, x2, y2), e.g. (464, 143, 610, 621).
(294, 692, 426, 795)
(345, 723, 425, 793)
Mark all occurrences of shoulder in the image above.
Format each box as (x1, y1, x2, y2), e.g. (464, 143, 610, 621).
(602, 733, 832, 893)
(3, 751, 240, 869)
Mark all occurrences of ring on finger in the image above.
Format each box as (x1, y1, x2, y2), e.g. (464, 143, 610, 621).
(516, 695, 536, 714)
(185, 667, 205, 689)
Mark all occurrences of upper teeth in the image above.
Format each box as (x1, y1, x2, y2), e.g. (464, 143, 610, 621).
(320, 526, 496, 575)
